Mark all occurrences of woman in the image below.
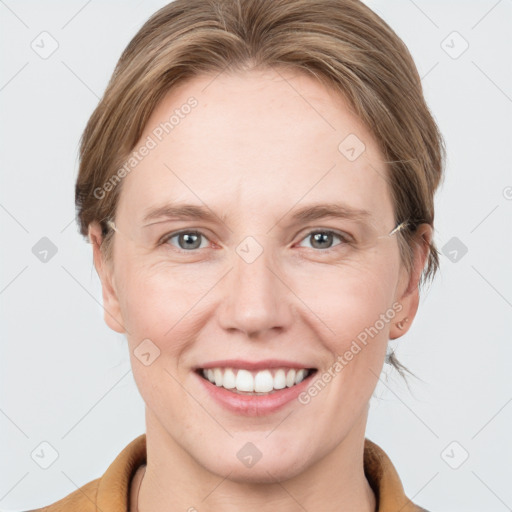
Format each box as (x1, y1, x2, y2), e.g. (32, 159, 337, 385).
(32, 0, 445, 510)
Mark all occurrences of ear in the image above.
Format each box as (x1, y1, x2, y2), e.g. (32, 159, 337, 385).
(389, 223, 432, 340)
(88, 221, 126, 334)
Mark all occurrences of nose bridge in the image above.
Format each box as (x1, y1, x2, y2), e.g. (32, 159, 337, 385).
(217, 234, 293, 337)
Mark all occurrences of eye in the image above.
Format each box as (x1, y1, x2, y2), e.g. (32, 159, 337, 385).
(161, 230, 210, 251)
(159, 228, 352, 253)
(296, 229, 351, 250)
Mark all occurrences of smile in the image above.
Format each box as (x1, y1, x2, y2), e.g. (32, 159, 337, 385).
(198, 367, 317, 395)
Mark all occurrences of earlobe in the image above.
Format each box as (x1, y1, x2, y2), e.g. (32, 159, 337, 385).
(87, 222, 126, 334)
(395, 317, 409, 331)
(389, 224, 432, 340)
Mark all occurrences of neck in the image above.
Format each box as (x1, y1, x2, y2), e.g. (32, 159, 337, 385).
(136, 409, 376, 512)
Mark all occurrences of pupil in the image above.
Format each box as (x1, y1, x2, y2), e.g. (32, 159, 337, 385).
(312, 232, 332, 249)
(181, 233, 200, 249)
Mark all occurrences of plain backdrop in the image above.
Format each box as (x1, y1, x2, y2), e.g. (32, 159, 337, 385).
(1, 1, 511, 511)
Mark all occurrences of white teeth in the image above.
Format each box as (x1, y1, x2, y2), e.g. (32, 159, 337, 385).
(214, 368, 223, 386)
(254, 370, 274, 392)
(274, 369, 286, 389)
(286, 369, 296, 387)
(222, 368, 236, 389)
(201, 367, 312, 393)
(236, 369, 254, 392)
(295, 369, 307, 385)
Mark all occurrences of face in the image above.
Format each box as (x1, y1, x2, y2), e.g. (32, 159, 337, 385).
(91, 67, 428, 482)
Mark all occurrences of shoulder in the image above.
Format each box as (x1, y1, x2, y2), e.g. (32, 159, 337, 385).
(25, 477, 100, 511)
(25, 433, 146, 511)
(363, 438, 433, 512)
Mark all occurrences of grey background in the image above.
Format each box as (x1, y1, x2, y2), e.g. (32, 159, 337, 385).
(1, 1, 511, 510)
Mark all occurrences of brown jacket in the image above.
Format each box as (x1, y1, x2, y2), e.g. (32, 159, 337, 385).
(28, 434, 430, 511)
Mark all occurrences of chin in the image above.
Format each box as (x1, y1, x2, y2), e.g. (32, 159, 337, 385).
(211, 456, 309, 484)
(195, 437, 314, 483)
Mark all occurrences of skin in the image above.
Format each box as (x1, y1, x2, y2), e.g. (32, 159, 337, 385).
(88, 67, 431, 512)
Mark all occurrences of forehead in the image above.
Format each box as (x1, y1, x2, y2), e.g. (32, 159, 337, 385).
(116, 67, 394, 228)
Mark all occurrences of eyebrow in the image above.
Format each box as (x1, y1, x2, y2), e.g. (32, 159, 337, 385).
(142, 204, 227, 225)
(283, 203, 371, 224)
(141, 202, 372, 227)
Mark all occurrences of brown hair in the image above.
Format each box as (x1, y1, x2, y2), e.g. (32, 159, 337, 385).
(75, 0, 445, 376)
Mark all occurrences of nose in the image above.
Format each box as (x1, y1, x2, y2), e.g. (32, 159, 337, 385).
(217, 240, 294, 339)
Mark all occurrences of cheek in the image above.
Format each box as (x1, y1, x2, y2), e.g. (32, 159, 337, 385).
(295, 254, 400, 404)
(114, 252, 208, 335)
(298, 268, 397, 423)
(293, 255, 400, 340)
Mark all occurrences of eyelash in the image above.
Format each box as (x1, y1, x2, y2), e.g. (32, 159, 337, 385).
(158, 229, 352, 253)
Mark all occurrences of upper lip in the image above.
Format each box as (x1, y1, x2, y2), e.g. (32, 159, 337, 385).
(196, 359, 316, 371)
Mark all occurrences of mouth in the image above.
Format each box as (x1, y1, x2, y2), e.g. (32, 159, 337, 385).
(195, 367, 318, 396)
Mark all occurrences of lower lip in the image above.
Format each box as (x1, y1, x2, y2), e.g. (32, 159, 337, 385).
(194, 370, 317, 417)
